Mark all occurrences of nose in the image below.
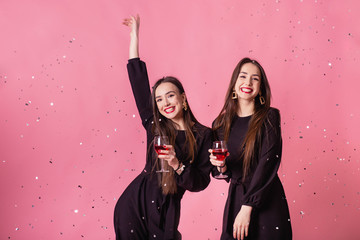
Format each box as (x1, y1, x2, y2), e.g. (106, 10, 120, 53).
(245, 77, 252, 86)
(164, 98, 170, 106)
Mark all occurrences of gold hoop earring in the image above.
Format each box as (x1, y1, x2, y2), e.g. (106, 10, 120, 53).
(232, 90, 238, 100)
(183, 101, 188, 111)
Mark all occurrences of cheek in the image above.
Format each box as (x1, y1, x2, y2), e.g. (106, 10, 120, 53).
(172, 97, 181, 105)
(235, 78, 242, 88)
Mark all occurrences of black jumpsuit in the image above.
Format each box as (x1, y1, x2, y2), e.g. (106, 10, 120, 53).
(114, 58, 212, 240)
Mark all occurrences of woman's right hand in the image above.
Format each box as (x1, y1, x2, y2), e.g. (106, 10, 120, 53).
(209, 149, 225, 167)
(209, 149, 229, 172)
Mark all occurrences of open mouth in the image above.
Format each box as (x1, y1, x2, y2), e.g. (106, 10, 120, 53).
(240, 87, 253, 93)
(164, 106, 175, 114)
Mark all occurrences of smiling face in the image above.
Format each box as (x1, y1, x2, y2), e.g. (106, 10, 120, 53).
(234, 62, 261, 103)
(155, 82, 185, 122)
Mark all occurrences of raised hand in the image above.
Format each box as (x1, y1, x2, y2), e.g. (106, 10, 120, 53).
(123, 14, 140, 59)
(123, 14, 140, 37)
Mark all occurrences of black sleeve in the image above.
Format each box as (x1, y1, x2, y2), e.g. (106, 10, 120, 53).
(241, 108, 282, 208)
(175, 128, 213, 192)
(127, 58, 153, 129)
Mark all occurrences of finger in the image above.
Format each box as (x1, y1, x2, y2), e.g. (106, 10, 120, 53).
(240, 227, 244, 240)
(164, 145, 173, 150)
(209, 160, 218, 166)
(160, 150, 171, 155)
(210, 159, 222, 166)
(215, 160, 224, 166)
(208, 149, 213, 153)
(245, 225, 249, 237)
(210, 154, 217, 160)
(233, 227, 237, 239)
(209, 155, 217, 160)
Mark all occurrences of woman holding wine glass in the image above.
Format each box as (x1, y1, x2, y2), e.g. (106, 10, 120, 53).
(209, 58, 292, 240)
(114, 15, 212, 239)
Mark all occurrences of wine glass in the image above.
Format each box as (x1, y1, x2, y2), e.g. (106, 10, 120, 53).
(212, 141, 229, 179)
(154, 136, 170, 173)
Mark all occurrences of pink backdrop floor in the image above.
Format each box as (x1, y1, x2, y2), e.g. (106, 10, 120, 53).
(1, 0, 359, 239)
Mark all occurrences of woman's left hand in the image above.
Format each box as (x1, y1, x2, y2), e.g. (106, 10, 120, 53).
(233, 205, 252, 240)
(157, 145, 180, 170)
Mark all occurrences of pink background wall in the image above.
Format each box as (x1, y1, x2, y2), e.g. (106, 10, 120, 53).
(1, 0, 359, 239)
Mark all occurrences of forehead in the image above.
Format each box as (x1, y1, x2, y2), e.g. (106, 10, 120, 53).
(155, 82, 179, 96)
(240, 63, 261, 76)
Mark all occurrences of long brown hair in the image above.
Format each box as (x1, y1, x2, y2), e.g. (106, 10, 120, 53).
(151, 76, 198, 195)
(213, 58, 271, 181)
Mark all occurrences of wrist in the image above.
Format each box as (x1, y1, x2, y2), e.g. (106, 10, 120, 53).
(130, 32, 139, 39)
(175, 162, 185, 174)
(174, 162, 182, 171)
(241, 205, 253, 213)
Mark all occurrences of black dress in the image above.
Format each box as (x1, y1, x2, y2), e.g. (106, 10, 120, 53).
(213, 108, 292, 240)
(114, 58, 212, 240)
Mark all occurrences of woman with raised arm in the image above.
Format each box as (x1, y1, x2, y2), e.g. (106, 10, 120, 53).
(114, 15, 212, 240)
(209, 58, 292, 240)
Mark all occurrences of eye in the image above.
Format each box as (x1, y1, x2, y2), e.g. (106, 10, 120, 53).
(253, 77, 259, 81)
(156, 98, 162, 103)
(239, 75, 246, 79)
(168, 94, 175, 98)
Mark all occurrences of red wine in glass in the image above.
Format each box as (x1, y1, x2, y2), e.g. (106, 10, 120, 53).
(213, 141, 229, 179)
(154, 145, 169, 155)
(213, 148, 228, 161)
(154, 136, 170, 173)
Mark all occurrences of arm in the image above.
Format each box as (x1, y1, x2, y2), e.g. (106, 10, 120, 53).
(240, 108, 282, 208)
(123, 15, 140, 59)
(124, 15, 153, 128)
(174, 128, 213, 192)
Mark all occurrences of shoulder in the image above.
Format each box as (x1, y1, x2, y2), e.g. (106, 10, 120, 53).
(193, 122, 212, 139)
(263, 107, 281, 134)
(194, 122, 211, 134)
(266, 107, 280, 122)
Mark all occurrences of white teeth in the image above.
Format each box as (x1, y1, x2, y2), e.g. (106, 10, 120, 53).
(241, 88, 252, 93)
(165, 107, 174, 113)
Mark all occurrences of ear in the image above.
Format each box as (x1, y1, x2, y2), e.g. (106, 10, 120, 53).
(182, 93, 186, 103)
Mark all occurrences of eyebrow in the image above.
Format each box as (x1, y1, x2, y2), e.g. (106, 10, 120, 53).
(240, 71, 260, 77)
(155, 90, 177, 99)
